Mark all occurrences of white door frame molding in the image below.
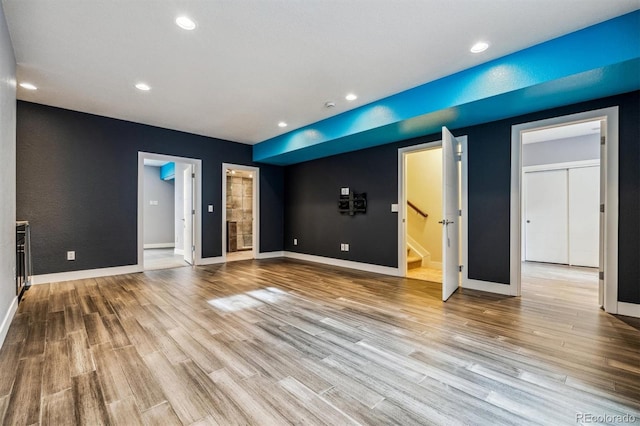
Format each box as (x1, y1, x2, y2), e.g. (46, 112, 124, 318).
(138, 152, 203, 269)
(510, 107, 619, 313)
(222, 163, 260, 262)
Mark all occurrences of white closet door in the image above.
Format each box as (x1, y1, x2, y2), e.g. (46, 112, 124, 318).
(525, 170, 568, 264)
(569, 166, 600, 267)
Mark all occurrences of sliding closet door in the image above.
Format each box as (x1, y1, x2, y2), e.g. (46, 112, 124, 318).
(524, 170, 568, 264)
(568, 166, 599, 267)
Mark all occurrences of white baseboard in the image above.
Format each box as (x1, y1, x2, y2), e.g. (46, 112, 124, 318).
(256, 251, 285, 259)
(428, 261, 442, 270)
(0, 296, 19, 349)
(32, 265, 142, 285)
(462, 278, 514, 296)
(144, 243, 175, 249)
(617, 302, 640, 318)
(174, 248, 184, 256)
(198, 256, 225, 266)
(284, 251, 401, 277)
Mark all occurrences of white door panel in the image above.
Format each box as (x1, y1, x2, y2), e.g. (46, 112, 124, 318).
(525, 170, 568, 264)
(569, 166, 600, 267)
(183, 165, 194, 265)
(442, 127, 460, 301)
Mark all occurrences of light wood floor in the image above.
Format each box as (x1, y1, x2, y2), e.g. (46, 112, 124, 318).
(1, 259, 639, 425)
(144, 249, 189, 271)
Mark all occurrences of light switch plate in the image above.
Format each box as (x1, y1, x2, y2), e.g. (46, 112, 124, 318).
(341, 187, 349, 195)
(208, 205, 214, 212)
(391, 203, 399, 212)
(67, 251, 75, 261)
(293, 238, 298, 245)
(344, 243, 349, 251)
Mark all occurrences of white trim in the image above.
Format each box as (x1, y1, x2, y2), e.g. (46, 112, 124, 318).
(256, 251, 285, 259)
(511, 107, 619, 312)
(222, 163, 260, 263)
(0, 296, 18, 350)
(522, 159, 600, 173)
(144, 243, 175, 249)
(32, 265, 142, 285)
(397, 141, 443, 278)
(174, 248, 184, 256)
(617, 302, 640, 318)
(462, 279, 513, 296)
(198, 256, 225, 266)
(138, 152, 202, 269)
(284, 252, 401, 277)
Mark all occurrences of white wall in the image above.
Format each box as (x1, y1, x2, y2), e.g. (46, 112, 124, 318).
(406, 148, 442, 262)
(0, 2, 17, 348)
(143, 166, 175, 246)
(523, 134, 599, 167)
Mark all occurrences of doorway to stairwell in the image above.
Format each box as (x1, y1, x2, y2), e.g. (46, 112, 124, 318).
(403, 146, 444, 284)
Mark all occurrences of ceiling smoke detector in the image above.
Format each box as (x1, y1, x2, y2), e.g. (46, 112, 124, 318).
(324, 101, 336, 108)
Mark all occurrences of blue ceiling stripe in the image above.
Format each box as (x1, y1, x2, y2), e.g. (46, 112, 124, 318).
(254, 11, 640, 165)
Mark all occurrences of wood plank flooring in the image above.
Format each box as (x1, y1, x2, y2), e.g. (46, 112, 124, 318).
(0, 259, 639, 425)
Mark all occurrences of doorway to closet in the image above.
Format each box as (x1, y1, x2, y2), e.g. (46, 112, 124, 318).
(512, 107, 619, 312)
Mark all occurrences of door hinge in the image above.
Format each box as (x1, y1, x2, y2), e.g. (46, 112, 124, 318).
(600, 204, 605, 213)
(599, 271, 604, 280)
(192, 209, 196, 215)
(600, 136, 606, 145)
(456, 153, 463, 162)
(192, 245, 196, 253)
(458, 209, 462, 217)
(459, 265, 463, 272)
(192, 173, 195, 178)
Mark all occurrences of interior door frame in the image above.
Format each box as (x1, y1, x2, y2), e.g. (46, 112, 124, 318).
(222, 163, 260, 261)
(137, 152, 202, 269)
(397, 135, 468, 300)
(510, 107, 619, 313)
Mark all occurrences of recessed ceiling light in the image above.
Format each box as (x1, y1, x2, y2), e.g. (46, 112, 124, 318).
(135, 83, 151, 91)
(470, 41, 489, 53)
(278, 122, 287, 128)
(176, 16, 196, 30)
(19, 82, 37, 90)
(345, 93, 358, 101)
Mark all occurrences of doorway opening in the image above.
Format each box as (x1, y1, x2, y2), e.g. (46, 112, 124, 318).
(222, 163, 259, 262)
(138, 153, 202, 271)
(398, 128, 467, 301)
(403, 147, 443, 284)
(511, 107, 619, 313)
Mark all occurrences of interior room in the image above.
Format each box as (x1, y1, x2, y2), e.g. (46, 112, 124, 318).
(0, 2, 639, 425)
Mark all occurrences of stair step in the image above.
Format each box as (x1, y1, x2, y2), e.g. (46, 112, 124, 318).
(407, 256, 422, 270)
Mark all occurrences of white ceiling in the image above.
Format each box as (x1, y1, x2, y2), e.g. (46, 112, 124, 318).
(3, 1, 638, 145)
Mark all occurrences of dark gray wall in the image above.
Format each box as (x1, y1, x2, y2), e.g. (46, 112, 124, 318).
(285, 91, 640, 303)
(16, 101, 284, 274)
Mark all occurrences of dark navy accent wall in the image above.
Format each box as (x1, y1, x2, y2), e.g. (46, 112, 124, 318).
(285, 91, 639, 303)
(16, 101, 284, 274)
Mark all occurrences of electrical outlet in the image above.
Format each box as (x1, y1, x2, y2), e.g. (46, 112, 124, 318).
(341, 187, 349, 195)
(293, 238, 298, 246)
(67, 251, 75, 261)
(344, 243, 349, 252)
(208, 205, 214, 212)
(340, 243, 344, 251)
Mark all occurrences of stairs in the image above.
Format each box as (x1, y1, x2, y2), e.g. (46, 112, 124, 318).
(407, 248, 422, 270)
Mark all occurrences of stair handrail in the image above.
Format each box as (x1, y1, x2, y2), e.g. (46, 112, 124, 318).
(407, 200, 428, 218)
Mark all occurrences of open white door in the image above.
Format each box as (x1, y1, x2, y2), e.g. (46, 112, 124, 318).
(598, 120, 606, 307)
(442, 127, 461, 301)
(183, 165, 194, 265)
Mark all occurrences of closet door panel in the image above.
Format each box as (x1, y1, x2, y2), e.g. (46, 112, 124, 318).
(568, 166, 600, 267)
